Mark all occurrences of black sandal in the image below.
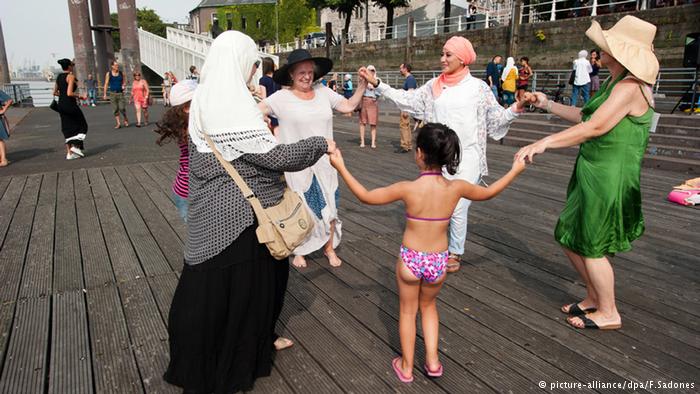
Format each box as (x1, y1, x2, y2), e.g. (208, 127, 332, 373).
(568, 315, 621, 330)
(561, 303, 597, 316)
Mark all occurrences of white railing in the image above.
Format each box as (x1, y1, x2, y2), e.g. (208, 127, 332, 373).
(522, 0, 640, 23)
(140, 28, 278, 81)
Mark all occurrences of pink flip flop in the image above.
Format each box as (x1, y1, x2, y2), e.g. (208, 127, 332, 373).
(424, 363, 443, 378)
(392, 357, 413, 383)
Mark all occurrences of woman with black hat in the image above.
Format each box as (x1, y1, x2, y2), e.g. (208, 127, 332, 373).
(53, 58, 88, 159)
(258, 49, 367, 269)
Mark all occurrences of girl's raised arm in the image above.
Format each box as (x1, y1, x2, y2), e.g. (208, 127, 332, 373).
(330, 149, 407, 205)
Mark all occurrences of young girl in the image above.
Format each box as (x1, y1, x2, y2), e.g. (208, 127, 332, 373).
(153, 80, 197, 222)
(329, 123, 526, 382)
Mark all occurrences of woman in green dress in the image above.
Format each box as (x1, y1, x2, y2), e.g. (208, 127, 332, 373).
(515, 16, 659, 331)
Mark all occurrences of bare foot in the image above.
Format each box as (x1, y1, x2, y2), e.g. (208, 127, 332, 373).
(274, 337, 294, 351)
(325, 250, 342, 267)
(0, 160, 8, 167)
(292, 255, 307, 268)
(560, 298, 597, 315)
(567, 311, 621, 330)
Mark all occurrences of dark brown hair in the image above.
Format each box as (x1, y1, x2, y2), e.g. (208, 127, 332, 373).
(154, 102, 190, 145)
(416, 123, 461, 175)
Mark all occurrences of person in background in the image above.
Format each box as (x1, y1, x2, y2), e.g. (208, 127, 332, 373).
(103, 61, 130, 128)
(328, 73, 338, 92)
(54, 58, 89, 159)
(516, 56, 533, 102)
(589, 49, 602, 96)
(162, 72, 173, 107)
(486, 55, 502, 101)
(501, 57, 517, 106)
(465, 1, 477, 30)
(343, 73, 354, 117)
(0, 90, 13, 166)
(259, 57, 280, 133)
(153, 80, 197, 222)
(187, 65, 199, 82)
(169, 70, 179, 84)
(130, 71, 150, 127)
(359, 65, 380, 149)
(399, 63, 417, 153)
(84, 74, 97, 107)
(571, 50, 593, 106)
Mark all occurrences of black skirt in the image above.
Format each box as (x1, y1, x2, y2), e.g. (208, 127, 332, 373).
(164, 225, 283, 393)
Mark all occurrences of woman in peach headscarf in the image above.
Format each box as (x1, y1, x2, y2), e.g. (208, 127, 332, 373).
(361, 36, 527, 272)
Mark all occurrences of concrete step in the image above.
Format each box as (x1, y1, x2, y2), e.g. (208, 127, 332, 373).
(508, 127, 700, 150)
(498, 136, 700, 174)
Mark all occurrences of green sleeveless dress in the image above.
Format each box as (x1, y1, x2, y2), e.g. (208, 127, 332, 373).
(554, 73, 651, 258)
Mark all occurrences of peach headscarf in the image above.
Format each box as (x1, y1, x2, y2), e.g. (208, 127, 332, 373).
(432, 36, 477, 98)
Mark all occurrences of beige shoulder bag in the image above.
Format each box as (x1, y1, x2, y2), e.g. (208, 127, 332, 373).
(204, 135, 314, 260)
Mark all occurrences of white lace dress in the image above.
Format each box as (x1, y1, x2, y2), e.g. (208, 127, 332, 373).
(263, 84, 344, 256)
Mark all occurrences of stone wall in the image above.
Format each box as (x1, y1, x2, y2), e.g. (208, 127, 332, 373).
(279, 4, 700, 71)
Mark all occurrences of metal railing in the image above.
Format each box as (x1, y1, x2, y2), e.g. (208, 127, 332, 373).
(140, 28, 207, 83)
(1, 83, 32, 104)
(523, 0, 640, 23)
(337, 68, 697, 98)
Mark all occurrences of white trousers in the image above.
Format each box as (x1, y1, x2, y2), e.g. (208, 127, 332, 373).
(444, 147, 481, 256)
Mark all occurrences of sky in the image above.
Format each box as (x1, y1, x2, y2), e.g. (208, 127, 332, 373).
(1, 0, 197, 70)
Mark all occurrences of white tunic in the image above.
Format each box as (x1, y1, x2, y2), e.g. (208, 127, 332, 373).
(375, 73, 518, 180)
(263, 84, 344, 255)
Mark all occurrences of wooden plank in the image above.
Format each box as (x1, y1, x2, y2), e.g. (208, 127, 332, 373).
(0, 175, 41, 303)
(263, 331, 343, 394)
(0, 303, 16, 383)
(0, 296, 50, 394)
(146, 272, 179, 326)
(19, 173, 56, 299)
(85, 285, 142, 393)
(87, 169, 144, 283)
(293, 257, 500, 393)
(246, 366, 294, 394)
(0, 177, 27, 249)
(128, 165, 185, 243)
(118, 277, 175, 393)
(140, 162, 176, 202)
(101, 167, 171, 277)
(115, 166, 183, 272)
(53, 171, 84, 292)
(276, 294, 394, 393)
(336, 234, 604, 392)
(0, 177, 12, 200)
(73, 170, 116, 289)
(49, 290, 94, 394)
(284, 268, 446, 393)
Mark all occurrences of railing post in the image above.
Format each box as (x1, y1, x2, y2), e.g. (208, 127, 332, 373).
(519, 3, 524, 24)
(485, 12, 490, 29)
(592, 0, 598, 16)
(434, 18, 438, 35)
(640, 0, 647, 10)
(550, 0, 557, 21)
(458, 17, 462, 31)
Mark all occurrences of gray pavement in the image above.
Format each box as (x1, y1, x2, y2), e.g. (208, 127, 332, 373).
(0, 104, 177, 177)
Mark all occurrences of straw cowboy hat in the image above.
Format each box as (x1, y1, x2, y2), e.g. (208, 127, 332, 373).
(585, 15, 659, 85)
(273, 49, 333, 86)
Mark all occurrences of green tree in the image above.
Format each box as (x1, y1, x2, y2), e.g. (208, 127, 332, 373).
(373, 0, 409, 39)
(308, 0, 361, 41)
(217, 0, 318, 44)
(111, 8, 167, 50)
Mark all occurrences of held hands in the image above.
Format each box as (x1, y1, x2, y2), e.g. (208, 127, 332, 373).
(514, 140, 547, 164)
(325, 138, 337, 154)
(358, 68, 378, 87)
(523, 92, 548, 109)
(328, 148, 345, 169)
(512, 155, 527, 174)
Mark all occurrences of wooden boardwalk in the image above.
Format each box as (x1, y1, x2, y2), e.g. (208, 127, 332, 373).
(0, 115, 698, 393)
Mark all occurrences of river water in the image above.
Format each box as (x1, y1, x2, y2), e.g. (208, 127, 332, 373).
(13, 80, 56, 107)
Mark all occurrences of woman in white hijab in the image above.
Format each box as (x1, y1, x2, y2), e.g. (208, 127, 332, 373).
(164, 31, 335, 393)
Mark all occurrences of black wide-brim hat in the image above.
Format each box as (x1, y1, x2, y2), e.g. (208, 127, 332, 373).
(273, 49, 333, 86)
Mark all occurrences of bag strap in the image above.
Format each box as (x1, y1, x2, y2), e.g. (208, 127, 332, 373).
(203, 134, 271, 223)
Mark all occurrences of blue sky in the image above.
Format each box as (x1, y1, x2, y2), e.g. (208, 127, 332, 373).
(1, 0, 196, 70)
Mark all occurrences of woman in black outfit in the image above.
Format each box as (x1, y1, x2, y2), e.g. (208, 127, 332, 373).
(53, 58, 88, 159)
(164, 31, 334, 393)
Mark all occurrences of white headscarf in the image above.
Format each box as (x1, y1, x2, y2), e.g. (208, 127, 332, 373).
(578, 49, 589, 59)
(189, 30, 277, 161)
(501, 57, 516, 82)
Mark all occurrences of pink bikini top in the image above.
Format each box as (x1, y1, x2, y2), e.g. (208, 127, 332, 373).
(405, 172, 451, 222)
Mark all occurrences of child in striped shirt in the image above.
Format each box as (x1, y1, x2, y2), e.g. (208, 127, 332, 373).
(154, 80, 197, 222)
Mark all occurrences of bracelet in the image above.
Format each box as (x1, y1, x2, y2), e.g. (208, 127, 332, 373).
(546, 100, 553, 113)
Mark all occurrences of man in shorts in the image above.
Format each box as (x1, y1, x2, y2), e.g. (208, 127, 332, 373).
(103, 61, 130, 128)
